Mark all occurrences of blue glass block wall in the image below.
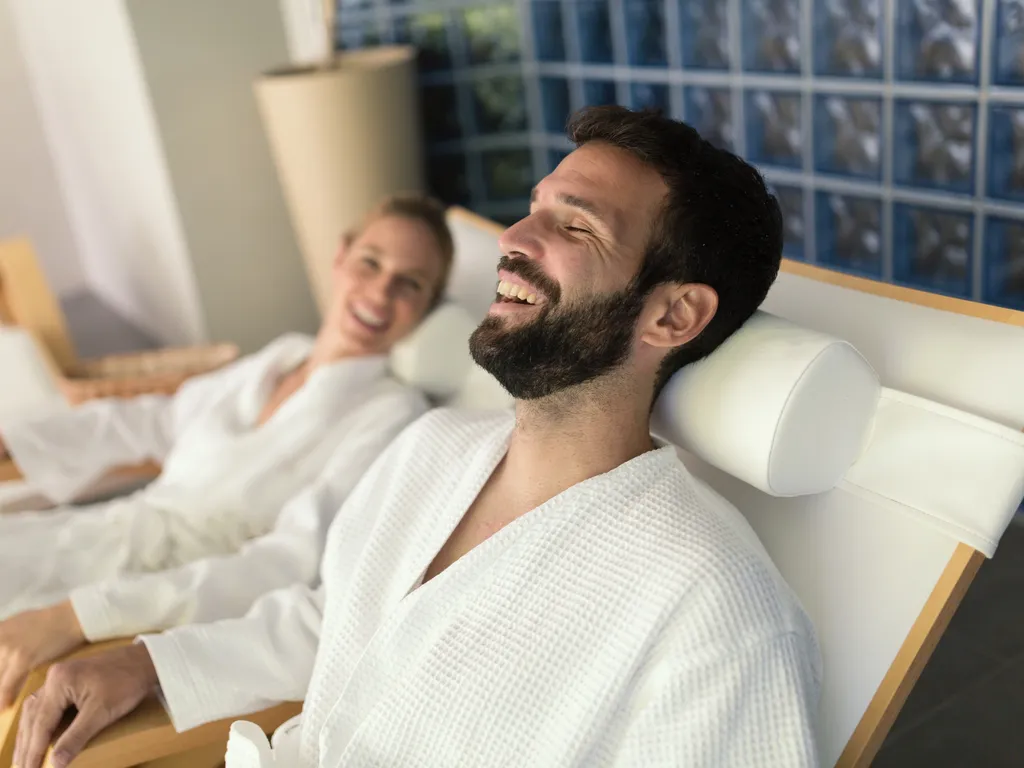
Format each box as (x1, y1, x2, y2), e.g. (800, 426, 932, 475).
(335, 0, 1024, 313)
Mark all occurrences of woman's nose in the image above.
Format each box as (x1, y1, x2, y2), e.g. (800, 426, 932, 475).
(363, 276, 392, 307)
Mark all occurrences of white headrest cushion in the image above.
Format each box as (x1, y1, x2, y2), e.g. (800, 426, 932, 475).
(652, 311, 881, 497)
(390, 303, 479, 399)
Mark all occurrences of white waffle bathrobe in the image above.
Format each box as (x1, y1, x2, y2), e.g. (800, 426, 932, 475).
(0, 334, 427, 641)
(143, 408, 821, 767)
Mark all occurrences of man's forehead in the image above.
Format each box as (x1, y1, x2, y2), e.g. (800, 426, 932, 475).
(535, 145, 666, 236)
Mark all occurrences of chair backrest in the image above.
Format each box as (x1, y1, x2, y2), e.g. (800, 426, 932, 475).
(0, 237, 77, 372)
(443, 207, 1024, 768)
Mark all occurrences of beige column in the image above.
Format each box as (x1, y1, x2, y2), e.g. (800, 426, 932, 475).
(254, 45, 425, 313)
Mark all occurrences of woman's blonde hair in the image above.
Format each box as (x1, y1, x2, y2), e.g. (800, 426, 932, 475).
(348, 193, 455, 308)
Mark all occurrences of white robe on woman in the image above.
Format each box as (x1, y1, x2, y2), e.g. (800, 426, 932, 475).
(143, 408, 821, 768)
(0, 334, 428, 641)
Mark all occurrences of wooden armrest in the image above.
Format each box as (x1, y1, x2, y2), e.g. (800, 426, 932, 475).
(0, 459, 18, 483)
(0, 637, 299, 768)
(58, 700, 302, 768)
(0, 460, 160, 487)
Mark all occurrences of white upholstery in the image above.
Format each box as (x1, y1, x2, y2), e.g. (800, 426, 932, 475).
(445, 212, 502, 323)
(0, 326, 66, 425)
(448, 363, 514, 411)
(390, 303, 479, 399)
(652, 311, 880, 497)
(764, 271, 1024, 429)
(841, 389, 1024, 558)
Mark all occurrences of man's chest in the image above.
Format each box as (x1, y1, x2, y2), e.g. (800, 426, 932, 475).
(420, 470, 528, 583)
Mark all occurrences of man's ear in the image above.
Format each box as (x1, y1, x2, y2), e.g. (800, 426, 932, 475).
(639, 283, 718, 350)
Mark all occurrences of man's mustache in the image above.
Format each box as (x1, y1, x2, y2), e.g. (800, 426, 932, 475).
(496, 255, 562, 304)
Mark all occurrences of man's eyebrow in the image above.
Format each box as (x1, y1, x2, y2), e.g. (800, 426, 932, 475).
(530, 187, 608, 225)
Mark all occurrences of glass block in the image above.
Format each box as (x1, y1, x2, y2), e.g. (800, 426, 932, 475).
(814, 95, 882, 179)
(994, 0, 1024, 85)
(392, 13, 453, 72)
(461, 5, 520, 65)
(896, 0, 980, 83)
(420, 85, 462, 143)
(630, 83, 670, 112)
(893, 100, 975, 193)
(745, 91, 803, 169)
(493, 210, 530, 227)
(583, 79, 618, 107)
(472, 76, 528, 134)
(815, 193, 883, 277)
(482, 149, 535, 200)
(741, 0, 801, 73)
(541, 78, 572, 133)
(989, 106, 1024, 202)
(338, 18, 381, 50)
(680, 0, 730, 69)
(548, 149, 571, 174)
(984, 216, 1024, 310)
(893, 204, 973, 297)
(624, 0, 667, 66)
(813, 0, 883, 77)
(685, 87, 734, 151)
(771, 185, 805, 260)
(533, 1, 566, 62)
(574, 0, 615, 63)
(427, 153, 470, 205)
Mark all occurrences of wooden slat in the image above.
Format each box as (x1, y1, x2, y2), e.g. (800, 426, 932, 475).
(836, 543, 986, 767)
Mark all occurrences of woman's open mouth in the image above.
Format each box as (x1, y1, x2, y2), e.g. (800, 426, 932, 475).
(350, 305, 389, 333)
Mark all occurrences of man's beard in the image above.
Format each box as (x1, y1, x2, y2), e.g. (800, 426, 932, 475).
(469, 284, 645, 400)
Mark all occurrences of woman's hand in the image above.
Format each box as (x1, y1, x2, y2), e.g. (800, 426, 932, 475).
(0, 601, 86, 710)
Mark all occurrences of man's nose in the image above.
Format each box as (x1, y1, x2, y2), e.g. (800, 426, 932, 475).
(498, 214, 546, 262)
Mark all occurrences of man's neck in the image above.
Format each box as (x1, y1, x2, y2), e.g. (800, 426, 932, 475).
(502, 378, 656, 511)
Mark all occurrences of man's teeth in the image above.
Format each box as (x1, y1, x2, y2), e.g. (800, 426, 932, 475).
(496, 280, 538, 304)
(353, 307, 386, 328)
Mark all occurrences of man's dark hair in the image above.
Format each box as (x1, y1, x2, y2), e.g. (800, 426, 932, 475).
(567, 105, 784, 398)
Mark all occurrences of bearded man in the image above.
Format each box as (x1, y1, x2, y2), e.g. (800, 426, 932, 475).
(15, 106, 819, 768)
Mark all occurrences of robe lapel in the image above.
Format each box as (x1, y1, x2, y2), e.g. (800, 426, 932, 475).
(391, 422, 513, 602)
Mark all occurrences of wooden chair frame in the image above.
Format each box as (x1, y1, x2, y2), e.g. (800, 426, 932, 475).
(0, 210, 1021, 766)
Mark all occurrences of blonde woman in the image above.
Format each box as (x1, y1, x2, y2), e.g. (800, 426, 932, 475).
(0, 194, 454, 709)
